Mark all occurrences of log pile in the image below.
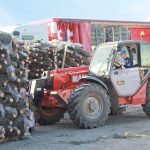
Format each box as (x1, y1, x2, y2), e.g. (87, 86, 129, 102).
(50, 41, 90, 68)
(26, 41, 55, 79)
(0, 32, 35, 142)
(27, 40, 90, 79)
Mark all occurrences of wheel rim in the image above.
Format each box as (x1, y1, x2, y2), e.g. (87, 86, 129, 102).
(83, 95, 103, 119)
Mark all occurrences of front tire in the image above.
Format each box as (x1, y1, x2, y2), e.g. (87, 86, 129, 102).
(68, 83, 110, 128)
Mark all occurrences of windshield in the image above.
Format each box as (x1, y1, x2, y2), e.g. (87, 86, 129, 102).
(90, 45, 114, 75)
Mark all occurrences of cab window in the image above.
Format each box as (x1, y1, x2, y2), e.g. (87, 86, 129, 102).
(22, 35, 34, 40)
(114, 44, 138, 66)
(140, 44, 150, 67)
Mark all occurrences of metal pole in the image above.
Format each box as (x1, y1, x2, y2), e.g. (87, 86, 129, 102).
(130, 28, 133, 40)
(62, 44, 68, 68)
(95, 25, 99, 45)
(112, 27, 114, 42)
(103, 27, 106, 43)
(54, 48, 58, 70)
(119, 26, 122, 41)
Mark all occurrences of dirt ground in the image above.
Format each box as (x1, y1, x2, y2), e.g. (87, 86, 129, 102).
(1, 105, 150, 150)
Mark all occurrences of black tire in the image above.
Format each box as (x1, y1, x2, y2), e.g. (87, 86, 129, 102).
(38, 107, 66, 125)
(32, 91, 66, 125)
(68, 83, 110, 128)
(142, 79, 150, 116)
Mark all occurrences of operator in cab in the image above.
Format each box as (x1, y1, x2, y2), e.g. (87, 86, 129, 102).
(115, 49, 133, 68)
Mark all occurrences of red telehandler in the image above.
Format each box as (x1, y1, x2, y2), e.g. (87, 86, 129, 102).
(31, 40, 150, 128)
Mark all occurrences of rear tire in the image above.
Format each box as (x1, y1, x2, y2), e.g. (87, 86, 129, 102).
(68, 83, 110, 128)
(38, 107, 66, 125)
(142, 79, 150, 116)
(31, 90, 66, 125)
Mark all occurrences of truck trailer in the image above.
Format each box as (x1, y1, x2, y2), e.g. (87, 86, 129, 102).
(13, 18, 150, 51)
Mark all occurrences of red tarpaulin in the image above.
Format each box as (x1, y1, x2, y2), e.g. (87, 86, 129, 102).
(72, 23, 80, 43)
(29, 20, 93, 51)
(57, 22, 91, 51)
(79, 22, 91, 51)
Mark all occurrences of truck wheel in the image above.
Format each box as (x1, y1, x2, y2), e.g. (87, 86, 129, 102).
(38, 107, 66, 125)
(68, 83, 110, 128)
(142, 80, 150, 116)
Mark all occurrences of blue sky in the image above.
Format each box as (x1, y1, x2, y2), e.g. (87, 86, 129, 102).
(0, 0, 150, 26)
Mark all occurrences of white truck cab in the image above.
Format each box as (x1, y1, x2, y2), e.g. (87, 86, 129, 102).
(13, 24, 49, 42)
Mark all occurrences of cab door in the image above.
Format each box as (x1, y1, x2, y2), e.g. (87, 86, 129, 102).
(110, 67, 141, 96)
(110, 43, 150, 97)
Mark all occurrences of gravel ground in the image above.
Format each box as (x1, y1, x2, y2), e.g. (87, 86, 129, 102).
(1, 105, 150, 150)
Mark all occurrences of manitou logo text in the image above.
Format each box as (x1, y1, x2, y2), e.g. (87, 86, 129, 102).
(72, 75, 86, 82)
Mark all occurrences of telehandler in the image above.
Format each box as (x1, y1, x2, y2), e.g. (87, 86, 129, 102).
(31, 40, 150, 128)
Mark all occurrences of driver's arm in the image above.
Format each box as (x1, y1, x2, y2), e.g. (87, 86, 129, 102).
(124, 58, 133, 68)
(114, 62, 121, 67)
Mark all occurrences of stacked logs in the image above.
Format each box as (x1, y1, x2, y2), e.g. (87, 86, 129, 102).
(27, 40, 90, 79)
(27, 41, 54, 79)
(50, 41, 90, 68)
(0, 32, 35, 142)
